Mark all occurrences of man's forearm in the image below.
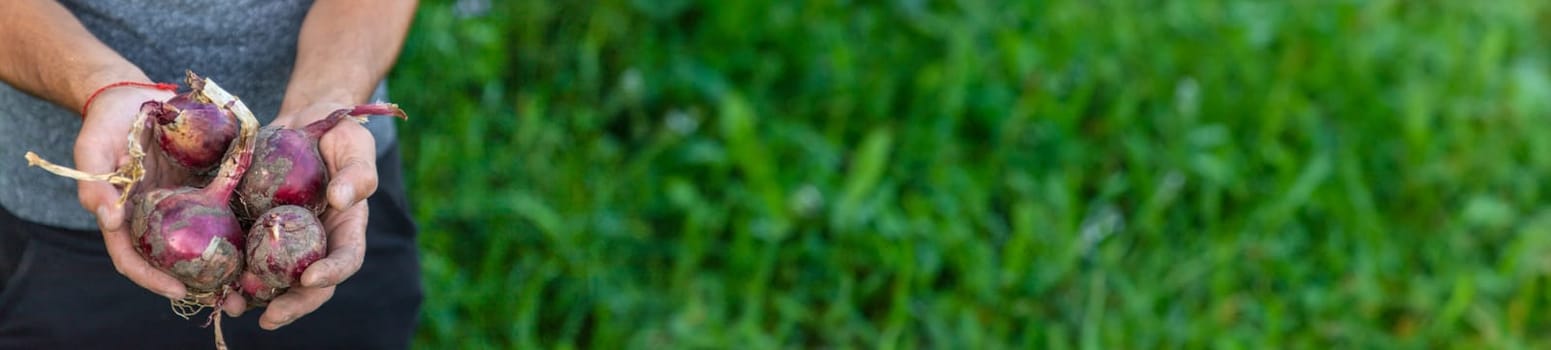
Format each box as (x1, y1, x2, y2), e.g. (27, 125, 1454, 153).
(278, 0, 418, 121)
(0, 0, 149, 115)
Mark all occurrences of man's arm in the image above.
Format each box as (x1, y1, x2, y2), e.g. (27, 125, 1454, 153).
(243, 0, 418, 330)
(275, 0, 419, 123)
(0, 0, 154, 113)
(0, 0, 188, 300)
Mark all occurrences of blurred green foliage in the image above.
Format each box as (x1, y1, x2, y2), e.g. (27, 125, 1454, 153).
(390, 0, 1551, 348)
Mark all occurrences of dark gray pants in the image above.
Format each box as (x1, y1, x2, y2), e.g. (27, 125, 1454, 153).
(0, 145, 422, 349)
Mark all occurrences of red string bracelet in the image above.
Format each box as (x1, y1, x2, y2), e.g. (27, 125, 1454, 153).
(80, 81, 177, 117)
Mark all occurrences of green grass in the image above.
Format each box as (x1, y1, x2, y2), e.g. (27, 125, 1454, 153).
(390, 0, 1551, 348)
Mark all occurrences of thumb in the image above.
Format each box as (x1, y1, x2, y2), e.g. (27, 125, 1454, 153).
(76, 153, 130, 223)
(95, 204, 124, 232)
(78, 179, 127, 229)
(328, 159, 376, 211)
(321, 122, 377, 211)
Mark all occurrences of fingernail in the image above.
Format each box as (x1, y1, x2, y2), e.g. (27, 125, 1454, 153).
(266, 317, 292, 330)
(226, 300, 245, 317)
(95, 206, 109, 227)
(333, 186, 355, 209)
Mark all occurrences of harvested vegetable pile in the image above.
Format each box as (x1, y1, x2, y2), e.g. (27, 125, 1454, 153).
(24, 71, 405, 349)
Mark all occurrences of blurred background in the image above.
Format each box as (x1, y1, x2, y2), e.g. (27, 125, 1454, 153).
(389, 0, 1551, 348)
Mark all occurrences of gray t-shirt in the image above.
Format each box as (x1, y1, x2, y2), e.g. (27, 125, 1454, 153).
(0, 0, 398, 231)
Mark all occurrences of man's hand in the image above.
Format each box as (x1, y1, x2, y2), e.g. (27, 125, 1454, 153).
(223, 103, 376, 330)
(74, 85, 187, 300)
(218, 0, 416, 330)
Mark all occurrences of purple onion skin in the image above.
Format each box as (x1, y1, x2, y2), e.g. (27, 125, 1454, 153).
(237, 103, 406, 218)
(130, 188, 245, 293)
(239, 127, 330, 217)
(149, 73, 239, 172)
(246, 205, 326, 289)
(129, 83, 257, 293)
